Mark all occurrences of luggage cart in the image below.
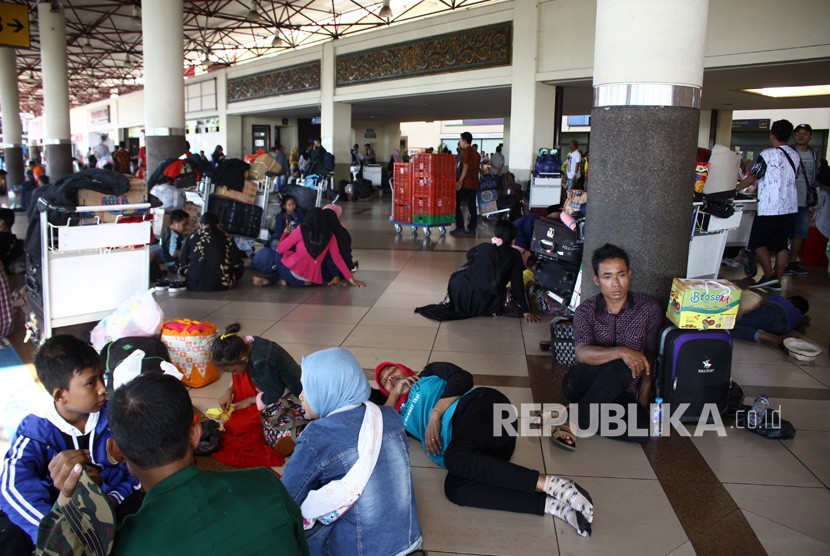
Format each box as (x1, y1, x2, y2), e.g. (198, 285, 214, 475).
(37, 198, 153, 341)
(388, 177, 449, 237)
(529, 173, 563, 209)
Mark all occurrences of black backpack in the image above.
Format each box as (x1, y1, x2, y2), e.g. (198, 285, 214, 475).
(101, 336, 172, 394)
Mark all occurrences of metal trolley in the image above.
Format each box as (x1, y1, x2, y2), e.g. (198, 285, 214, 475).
(34, 198, 152, 341)
(388, 177, 450, 237)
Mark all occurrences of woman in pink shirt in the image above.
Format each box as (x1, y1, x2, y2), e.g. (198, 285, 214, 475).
(252, 208, 366, 287)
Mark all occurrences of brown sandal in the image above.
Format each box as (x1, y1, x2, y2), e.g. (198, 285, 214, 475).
(551, 424, 577, 451)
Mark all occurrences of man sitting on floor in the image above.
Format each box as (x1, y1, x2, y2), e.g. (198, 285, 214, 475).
(43, 373, 309, 555)
(562, 243, 662, 443)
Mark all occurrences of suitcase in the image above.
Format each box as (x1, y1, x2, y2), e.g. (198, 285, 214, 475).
(656, 325, 733, 422)
(534, 258, 580, 305)
(530, 216, 583, 264)
(208, 195, 263, 238)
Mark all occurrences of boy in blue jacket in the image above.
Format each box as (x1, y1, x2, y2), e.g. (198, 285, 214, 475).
(0, 335, 140, 546)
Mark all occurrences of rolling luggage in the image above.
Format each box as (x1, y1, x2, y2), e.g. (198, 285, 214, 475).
(534, 258, 580, 305)
(208, 195, 263, 238)
(655, 325, 733, 422)
(530, 216, 583, 264)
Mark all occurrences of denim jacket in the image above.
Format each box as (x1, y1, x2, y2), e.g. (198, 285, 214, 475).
(281, 404, 422, 556)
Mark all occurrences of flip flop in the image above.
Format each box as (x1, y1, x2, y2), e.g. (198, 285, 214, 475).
(551, 424, 577, 451)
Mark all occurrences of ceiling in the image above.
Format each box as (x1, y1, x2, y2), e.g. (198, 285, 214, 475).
(12, 0, 501, 115)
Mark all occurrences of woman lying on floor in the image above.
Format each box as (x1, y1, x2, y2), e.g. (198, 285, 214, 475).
(375, 361, 594, 538)
(415, 221, 541, 323)
(252, 207, 365, 288)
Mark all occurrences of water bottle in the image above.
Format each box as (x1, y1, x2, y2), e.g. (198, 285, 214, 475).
(651, 397, 663, 437)
(747, 395, 769, 428)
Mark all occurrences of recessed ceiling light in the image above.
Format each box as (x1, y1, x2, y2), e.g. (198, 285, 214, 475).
(742, 85, 830, 98)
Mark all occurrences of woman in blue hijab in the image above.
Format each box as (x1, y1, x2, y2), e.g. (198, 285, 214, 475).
(281, 348, 422, 556)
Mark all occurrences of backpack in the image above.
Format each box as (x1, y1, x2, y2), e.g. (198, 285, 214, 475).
(324, 152, 336, 173)
(101, 336, 172, 395)
(535, 149, 561, 175)
(163, 159, 198, 188)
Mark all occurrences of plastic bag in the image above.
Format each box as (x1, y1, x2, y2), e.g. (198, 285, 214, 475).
(90, 290, 165, 351)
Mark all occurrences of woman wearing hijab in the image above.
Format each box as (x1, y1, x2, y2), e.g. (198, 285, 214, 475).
(281, 348, 422, 556)
(178, 213, 244, 291)
(415, 220, 541, 322)
(375, 361, 594, 538)
(252, 208, 365, 287)
(210, 145, 225, 169)
(321, 204, 357, 284)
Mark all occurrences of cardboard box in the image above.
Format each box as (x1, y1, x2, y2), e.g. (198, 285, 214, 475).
(666, 278, 741, 330)
(214, 181, 257, 205)
(77, 177, 148, 223)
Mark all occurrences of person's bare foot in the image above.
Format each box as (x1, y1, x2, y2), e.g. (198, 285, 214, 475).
(252, 276, 270, 287)
(328, 277, 347, 287)
(277, 279, 288, 286)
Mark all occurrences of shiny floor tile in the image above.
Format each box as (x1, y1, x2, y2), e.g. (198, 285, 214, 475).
(731, 363, 826, 389)
(207, 317, 279, 337)
(781, 431, 830, 487)
(411, 467, 559, 556)
(542, 434, 657, 480)
(742, 511, 830, 556)
(725, 483, 830, 544)
(432, 326, 526, 355)
(343, 324, 438, 351)
(692, 432, 822, 487)
(553, 477, 687, 556)
(261, 321, 357, 346)
(360, 306, 441, 328)
(279, 304, 370, 324)
(344, 347, 431, 375)
(428, 350, 528, 376)
(205, 301, 297, 321)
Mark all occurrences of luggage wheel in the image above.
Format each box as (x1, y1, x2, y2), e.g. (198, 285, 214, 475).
(394, 224, 402, 233)
(439, 226, 447, 237)
(424, 227, 432, 237)
(410, 226, 418, 236)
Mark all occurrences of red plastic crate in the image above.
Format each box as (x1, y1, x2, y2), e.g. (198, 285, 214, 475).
(393, 203, 412, 222)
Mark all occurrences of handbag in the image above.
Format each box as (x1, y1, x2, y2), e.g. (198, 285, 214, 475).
(160, 319, 220, 388)
(261, 393, 309, 456)
(551, 319, 577, 367)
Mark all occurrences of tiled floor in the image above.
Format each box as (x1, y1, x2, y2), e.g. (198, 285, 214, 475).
(3, 197, 830, 555)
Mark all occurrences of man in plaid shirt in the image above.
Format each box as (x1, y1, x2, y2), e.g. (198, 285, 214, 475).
(562, 244, 662, 443)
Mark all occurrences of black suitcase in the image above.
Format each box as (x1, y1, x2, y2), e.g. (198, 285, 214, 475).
(534, 258, 580, 304)
(208, 195, 263, 238)
(530, 216, 583, 264)
(656, 325, 733, 422)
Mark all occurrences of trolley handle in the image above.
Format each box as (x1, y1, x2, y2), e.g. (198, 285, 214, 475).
(37, 197, 153, 213)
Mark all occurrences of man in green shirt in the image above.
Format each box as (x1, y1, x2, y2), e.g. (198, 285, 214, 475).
(44, 374, 309, 555)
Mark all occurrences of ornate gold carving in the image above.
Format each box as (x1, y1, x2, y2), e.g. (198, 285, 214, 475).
(228, 61, 321, 102)
(336, 23, 512, 86)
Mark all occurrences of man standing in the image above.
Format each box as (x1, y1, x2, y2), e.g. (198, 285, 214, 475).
(451, 132, 481, 237)
(566, 140, 582, 190)
(785, 124, 818, 276)
(489, 144, 505, 176)
(364, 143, 376, 164)
(562, 244, 662, 443)
(307, 138, 327, 177)
(272, 144, 290, 188)
(738, 119, 799, 291)
(114, 142, 131, 174)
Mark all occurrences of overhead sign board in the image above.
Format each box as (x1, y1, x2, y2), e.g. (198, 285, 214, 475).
(732, 119, 770, 132)
(0, 2, 30, 49)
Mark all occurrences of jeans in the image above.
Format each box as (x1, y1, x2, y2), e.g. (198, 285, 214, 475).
(455, 188, 478, 231)
(732, 304, 788, 342)
(265, 251, 308, 286)
(443, 388, 546, 516)
(562, 360, 649, 443)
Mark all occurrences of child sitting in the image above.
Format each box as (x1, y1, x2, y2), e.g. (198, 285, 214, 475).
(0, 335, 140, 549)
(208, 323, 304, 467)
(151, 209, 188, 290)
(732, 294, 809, 345)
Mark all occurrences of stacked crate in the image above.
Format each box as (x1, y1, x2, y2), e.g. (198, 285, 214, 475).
(410, 154, 456, 225)
(393, 162, 412, 223)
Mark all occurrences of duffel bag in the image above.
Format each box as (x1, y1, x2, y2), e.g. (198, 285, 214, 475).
(160, 319, 220, 388)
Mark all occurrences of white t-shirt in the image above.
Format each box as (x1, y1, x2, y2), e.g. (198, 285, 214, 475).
(567, 150, 582, 179)
(489, 152, 504, 175)
(751, 145, 799, 216)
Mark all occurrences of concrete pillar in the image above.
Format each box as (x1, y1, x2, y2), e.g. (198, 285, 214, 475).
(0, 49, 24, 187)
(502, 116, 511, 172)
(142, 0, 185, 173)
(38, 2, 73, 180)
(583, 0, 709, 300)
(507, 0, 555, 183)
(320, 42, 351, 181)
(714, 109, 733, 147)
